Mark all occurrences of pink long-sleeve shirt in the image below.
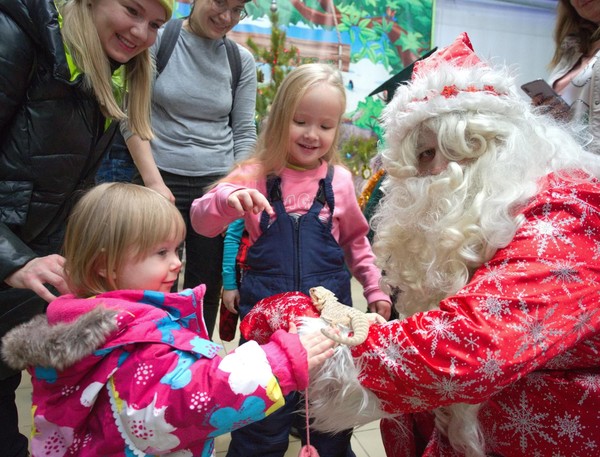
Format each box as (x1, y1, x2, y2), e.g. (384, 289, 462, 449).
(190, 161, 389, 305)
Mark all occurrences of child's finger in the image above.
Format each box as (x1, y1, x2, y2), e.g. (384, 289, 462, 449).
(259, 200, 274, 216)
(305, 331, 336, 355)
(238, 192, 256, 212)
(249, 193, 274, 216)
(288, 321, 298, 334)
(226, 195, 245, 215)
(309, 348, 335, 368)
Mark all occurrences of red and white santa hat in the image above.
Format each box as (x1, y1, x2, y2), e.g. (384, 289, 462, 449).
(382, 32, 527, 145)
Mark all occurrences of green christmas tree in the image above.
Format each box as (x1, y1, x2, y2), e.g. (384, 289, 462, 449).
(246, 11, 311, 126)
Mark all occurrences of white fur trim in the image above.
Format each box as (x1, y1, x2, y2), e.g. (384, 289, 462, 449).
(382, 63, 528, 143)
(299, 317, 393, 433)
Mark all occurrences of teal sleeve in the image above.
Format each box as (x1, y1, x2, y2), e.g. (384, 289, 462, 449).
(222, 218, 245, 290)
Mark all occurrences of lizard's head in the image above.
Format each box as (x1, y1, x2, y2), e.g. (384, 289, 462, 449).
(309, 286, 336, 310)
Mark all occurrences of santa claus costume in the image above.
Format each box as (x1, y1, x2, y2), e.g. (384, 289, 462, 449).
(243, 33, 600, 457)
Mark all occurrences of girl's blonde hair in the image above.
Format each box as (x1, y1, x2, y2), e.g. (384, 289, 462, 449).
(64, 183, 185, 297)
(60, 0, 154, 139)
(551, 0, 600, 67)
(236, 63, 346, 179)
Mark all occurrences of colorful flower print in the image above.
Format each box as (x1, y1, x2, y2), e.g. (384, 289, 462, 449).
(208, 396, 267, 436)
(218, 341, 275, 395)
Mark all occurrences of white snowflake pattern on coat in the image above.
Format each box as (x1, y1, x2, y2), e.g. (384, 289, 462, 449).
(350, 174, 600, 456)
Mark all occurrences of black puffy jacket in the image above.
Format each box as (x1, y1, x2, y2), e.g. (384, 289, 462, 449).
(0, 0, 117, 377)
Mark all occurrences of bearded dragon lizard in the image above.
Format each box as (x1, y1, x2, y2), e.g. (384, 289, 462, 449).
(309, 286, 370, 347)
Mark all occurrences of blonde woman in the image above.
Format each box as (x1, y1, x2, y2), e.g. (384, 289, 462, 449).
(548, 0, 600, 153)
(0, 0, 173, 455)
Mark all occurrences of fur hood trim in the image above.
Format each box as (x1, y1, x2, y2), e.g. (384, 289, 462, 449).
(1, 307, 118, 371)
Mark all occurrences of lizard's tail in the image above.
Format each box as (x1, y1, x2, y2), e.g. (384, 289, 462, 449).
(321, 326, 362, 347)
(300, 316, 394, 433)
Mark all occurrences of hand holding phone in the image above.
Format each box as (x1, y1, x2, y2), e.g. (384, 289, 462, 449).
(521, 79, 571, 120)
(521, 79, 561, 99)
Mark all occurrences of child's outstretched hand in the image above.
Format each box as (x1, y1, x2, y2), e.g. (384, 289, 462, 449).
(289, 322, 335, 372)
(228, 189, 274, 217)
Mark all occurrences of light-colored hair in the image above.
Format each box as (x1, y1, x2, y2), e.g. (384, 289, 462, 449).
(372, 63, 600, 456)
(551, 0, 600, 67)
(60, 0, 154, 139)
(64, 183, 185, 297)
(230, 63, 346, 182)
(299, 317, 394, 432)
(375, 107, 600, 313)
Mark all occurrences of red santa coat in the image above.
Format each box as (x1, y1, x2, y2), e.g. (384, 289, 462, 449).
(351, 173, 600, 456)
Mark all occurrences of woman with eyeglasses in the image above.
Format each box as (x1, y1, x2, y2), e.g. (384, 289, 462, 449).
(0, 0, 174, 455)
(124, 0, 257, 338)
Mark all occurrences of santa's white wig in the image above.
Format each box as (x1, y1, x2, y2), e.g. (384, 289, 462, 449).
(368, 32, 600, 456)
(374, 32, 600, 316)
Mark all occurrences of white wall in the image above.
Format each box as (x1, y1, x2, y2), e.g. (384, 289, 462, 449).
(434, 0, 557, 88)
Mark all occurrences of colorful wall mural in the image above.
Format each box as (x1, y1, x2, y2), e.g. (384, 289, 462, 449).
(174, 0, 434, 178)
(175, 0, 433, 123)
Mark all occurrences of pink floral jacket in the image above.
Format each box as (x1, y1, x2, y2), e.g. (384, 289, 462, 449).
(2, 286, 307, 456)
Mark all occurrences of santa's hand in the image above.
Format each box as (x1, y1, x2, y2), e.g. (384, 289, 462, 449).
(366, 313, 386, 325)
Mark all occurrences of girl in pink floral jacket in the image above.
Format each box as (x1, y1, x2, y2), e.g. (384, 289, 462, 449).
(1, 182, 334, 457)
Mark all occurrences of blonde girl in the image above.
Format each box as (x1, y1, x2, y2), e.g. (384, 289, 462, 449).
(191, 63, 391, 457)
(2, 182, 334, 456)
(63, 182, 185, 297)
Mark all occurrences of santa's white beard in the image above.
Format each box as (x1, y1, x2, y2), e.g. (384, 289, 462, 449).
(373, 162, 484, 317)
(371, 164, 490, 456)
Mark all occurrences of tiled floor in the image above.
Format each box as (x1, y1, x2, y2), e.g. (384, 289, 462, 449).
(15, 278, 386, 456)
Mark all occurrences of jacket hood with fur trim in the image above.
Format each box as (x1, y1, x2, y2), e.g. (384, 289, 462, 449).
(1, 286, 209, 372)
(1, 306, 119, 372)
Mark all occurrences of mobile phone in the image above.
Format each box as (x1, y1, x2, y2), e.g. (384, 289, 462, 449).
(520, 79, 570, 111)
(520, 79, 560, 98)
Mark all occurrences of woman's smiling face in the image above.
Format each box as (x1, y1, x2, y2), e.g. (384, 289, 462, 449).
(91, 0, 168, 63)
(570, 0, 600, 24)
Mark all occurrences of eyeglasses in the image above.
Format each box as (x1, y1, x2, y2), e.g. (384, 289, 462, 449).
(210, 0, 248, 21)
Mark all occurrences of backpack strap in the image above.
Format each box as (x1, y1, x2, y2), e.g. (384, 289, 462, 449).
(154, 19, 241, 125)
(223, 36, 242, 127)
(223, 37, 242, 94)
(156, 18, 183, 76)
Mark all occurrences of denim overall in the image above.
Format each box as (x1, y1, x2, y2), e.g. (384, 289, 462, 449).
(227, 166, 355, 457)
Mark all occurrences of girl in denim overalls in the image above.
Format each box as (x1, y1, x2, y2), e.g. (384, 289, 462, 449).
(191, 63, 391, 457)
